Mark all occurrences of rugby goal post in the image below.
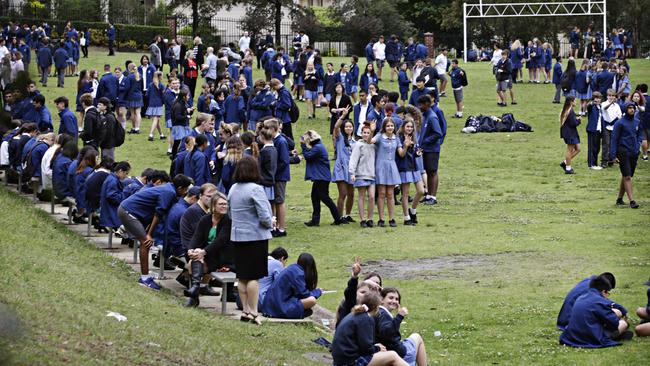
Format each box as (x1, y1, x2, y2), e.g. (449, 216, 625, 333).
(462, 1, 607, 62)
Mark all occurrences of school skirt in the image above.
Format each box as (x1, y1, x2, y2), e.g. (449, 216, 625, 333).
(354, 179, 374, 188)
(333, 354, 373, 366)
(563, 137, 580, 145)
(165, 119, 172, 128)
(171, 125, 192, 140)
(400, 171, 421, 184)
(305, 90, 319, 101)
(577, 90, 592, 100)
(146, 106, 163, 117)
(126, 99, 144, 109)
(402, 337, 418, 366)
(233, 239, 269, 280)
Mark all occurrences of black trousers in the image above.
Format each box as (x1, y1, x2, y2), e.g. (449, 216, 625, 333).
(108, 40, 114, 55)
(587, 131, 601, 167)
(310, 180, 340, 223)
(282, 122, 293, 141)
(81, 45, 88, 58)
(601, 129, 612, 167)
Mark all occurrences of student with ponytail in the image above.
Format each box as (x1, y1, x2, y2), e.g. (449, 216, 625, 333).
(559, 96, 581, 174)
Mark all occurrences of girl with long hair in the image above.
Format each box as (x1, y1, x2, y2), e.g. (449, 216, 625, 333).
(560, 96, 581, 174)
(332, 113, 356, 223)
(125, 62, 144, 134)
(396, 117, 425, 225)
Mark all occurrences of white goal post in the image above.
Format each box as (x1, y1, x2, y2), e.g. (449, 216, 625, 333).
(462, 1, 607, 62)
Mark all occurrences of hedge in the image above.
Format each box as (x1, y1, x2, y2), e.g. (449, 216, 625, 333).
(0, 17, 169, 50)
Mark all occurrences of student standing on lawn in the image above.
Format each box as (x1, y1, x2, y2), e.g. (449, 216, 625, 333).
(53, 42, 68, 88)
(610, 102, 643, 209)
(601, 89, 622, 168)
(495, 50, 511, 107)
(559, 97, 581, 175)
(332, 114, 356, 223)
(434, 48, 448, 97)
(552, 56, 563, 104)
(417, 96, 442, 205)
(106, 22, 115, 56)
(373, 36, 386, 81)
(585, 92, 604, 170)
(448, 59, 465, 118)
(36, 37, 52, 87)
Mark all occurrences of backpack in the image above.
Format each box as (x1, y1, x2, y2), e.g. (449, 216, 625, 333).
(464, 115, 480, 129)
(514, 121, 533, 132)
(501, 113, 516, 131)
(478, 116, 497, 133)
(460, 68, 468, 87)
(289, 99, 300, 123)
(21, 141, 45, 181)
(113, 117, 125, 147)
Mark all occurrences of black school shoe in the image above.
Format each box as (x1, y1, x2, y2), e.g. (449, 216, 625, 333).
(360, 220, 368, 228)
(404, 219, 414, 226)
(560, 161, 566, 170)
(630, 200, 639, 209)
(616, 198, 626, 206)
(389, 219, 397, 227)
(617, 330, 634, 341)
(408, 209, 418, 224)
(304, 220, 320, 227)
(564, 169, 575, 174)
(344, 215, 356, 223)
(366, 220, 374, 228)
(377, 220, 386, 227)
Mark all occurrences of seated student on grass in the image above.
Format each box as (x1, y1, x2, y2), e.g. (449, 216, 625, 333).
(164, 186, 200, 266)
(560, 276, 633, 348)
(183, 134, 210, 186)
(557, 272, 622, 331)
(84, 156, 114, 231)
(185, 192, 231, 306)
(635, 278, 650, 337)
(335, 258, 383, 328)
(331, 292, 408, 366)
(260, 253, 321, 319)
(376, 288, 428, 366)
(118, 174, 192, 290)
(99, 161, 131, 232)
(51, 141, 79, 205)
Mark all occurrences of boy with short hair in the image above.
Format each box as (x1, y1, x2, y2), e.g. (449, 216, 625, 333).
(601, 89, 622, 168)
(495, 50, 511, 107)
(448, 59, 465, 118)
(552, 56, 563, 103)
(53, 96, 78, 139)
(585, 92, 604, 170)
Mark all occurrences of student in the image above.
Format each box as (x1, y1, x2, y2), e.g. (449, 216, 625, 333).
(54, 96, 78, 140)
(324, 62, 338, 103)
(304, 62, 319, 119)
(218, 135, 244, 195)
(183, 134, 210, 186)
(253, 247, 289, 311)
(331, 114, 356, 223)
(448, 60, 465, 118)
(552, 57, 563, 104)
(224, 83, 246, 126)
(397, 118, 425, 226)
(248, 80, 275, 131)
(329, 83, 352, 135)
(397, 63, 410, 106)
(495, 50, 512, 107)
(557, 272, 621, 331)
(119, 174, 192, 289)
(373, 36, 386, 80)
(72, 147, 99, 221)
(258, 128, 277, 202)
(359, 63, 379, 94)
(171, 90, 194, 158)
(635, 278, 650, 337)
(610, 102, 643, 209)
(560, 276, 632, 348)
(408, 77, 428, 108)
(96, 98, 120, 160)
(417, 96, 442, 205)
(509, 40, 523, 84)
(260, 253, 321, 319)
(270, 78, 294, 140)
(146, 71, 165, 141)
(301, 130, 343, 226)
(377, 288, 428, 366)
(349, 123, 376, 227)
(541, 42, 551, 83)
(575, 60, 591, 114)
(99, 161, 131, 231)
(601, 89, 622, 168)
(23, 94, 53, 132)
(331, 292, 408, 366)
(433, 48, 448, 96)
(265, 119, 289, 237)
(335, 258, 383, 327)
(53, 41, 67, 88)
(353, 89, 371, 138)
(349, 55, 360, 103)
(585, 92, 604, 170)
(85, 157, 115, 230)
(372, 118, 403, 227)
(51, 141, 78, 204)
(615, 66, 630, 100)
(36, 38, 52, 87)
(559, 96, 581, 174)
(367, 95, 386, 132)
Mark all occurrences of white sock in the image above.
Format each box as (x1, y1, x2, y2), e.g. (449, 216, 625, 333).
(432, 196, 437, 201)
(200, 283, 207, 287)
(149, 134, 154, 138)
(140, 275, 150, 281)
(404, 215, 411, 221)
(410, 208, 417, 214)
(565, 165, 572, 171)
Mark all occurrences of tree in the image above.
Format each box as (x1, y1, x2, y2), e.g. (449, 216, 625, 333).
(243, 0, 295, 46)
(171, 0, 235, 37)
(331, 0, 414, 55)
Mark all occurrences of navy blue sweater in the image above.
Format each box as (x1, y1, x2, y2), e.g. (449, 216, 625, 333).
(375, 307, 406, 357)
(331, 312, 379, 365)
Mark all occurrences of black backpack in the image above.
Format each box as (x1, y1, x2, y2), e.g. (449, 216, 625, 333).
(113, 117, 126, 147)
(289, 99, 300, 123)
(21, 141, 45, 181)
(460, 68, 468, 87)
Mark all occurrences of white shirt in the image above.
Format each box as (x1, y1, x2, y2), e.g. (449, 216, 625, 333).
(356, 102, 369, 136)
(301, 34, 310, 49)
(373, 42, 386, 60)
(491, 50, 502, 66)
(173, 45, 181, 60)
(0, 46, 9, 60)
(41, 145, 58, 190)
(434, 54, 447, 75)
(601, 100, 622, 130)
(412, 66, 423, 85)
(239, 36, 251, 53)
(141, 66, 148, 91)
(91, 79, 99, 98)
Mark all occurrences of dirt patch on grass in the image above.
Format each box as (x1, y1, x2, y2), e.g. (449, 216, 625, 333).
(363, 252, 535, 280)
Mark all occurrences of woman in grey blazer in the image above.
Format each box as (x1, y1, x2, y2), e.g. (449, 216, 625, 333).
(227, 156, 274, 325)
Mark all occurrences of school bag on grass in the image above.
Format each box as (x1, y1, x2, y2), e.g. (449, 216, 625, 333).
(478, 116, 497, 133)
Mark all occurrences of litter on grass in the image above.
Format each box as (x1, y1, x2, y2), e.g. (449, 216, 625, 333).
(106, 311, 127, 322)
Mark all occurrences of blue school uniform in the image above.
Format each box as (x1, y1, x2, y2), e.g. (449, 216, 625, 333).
(165, 198, 191, 257)
(183, 148, 210, 186)
(545, 48, 552, 70)
(122, 178, 145, 199)
(163, 88, 178, 126)
(561, 110, 581, 145)
(125, 73, 143, 108)
(610, 112, 643, 160)
(331, 312, 379, 366)
(258, 257, 284, 305)
(586, 104, 603, 133)
(248, 90, 274, 130)
(242, 65, 253, 88)
(574, 70, 590, 99)
(449, 68, 464, 89)
(271, 60, 285, 82)
(273, 134, 291, 182)
(398, 70, 410, 101)
(375, 307, 416, 365)
(146, 82, 164, 114)
(99, 173, 124, 228)
(366, 107, 385, 132)
(404, 44, 417, 63)
(559, 288, 623, 348)
(58, 108, 78, 139)
(359, 73, 378, 93)
(18, 44, 30, 65)
(196, 94, 208, 113)
(223, 94, 246, 124)
(36, 46, 52, 68)
(415, 43, 428, 60)
(364, 42, 375, 64)
(419, 108, 443, 153)
(52, 155, 73, 199)
(302, 141, 331, 181)
(396, 135, 420, 184)
(227, 62, 240, 80)
(117, 76, 130, 108)
(332, 134, 355, 184)
(71, 41, 80, 63)
(23, 105, 53, 132)
(97, 72, 118, 105)
(53, 47, 68, 70)
(260, 263, 322, 319)
(509, 47, 522, 70)
(557, 276, 596, 330)
(73, 166, 94, 211)
(28, 141, 49, 178)
(352, 102, 371, 136)
(275, 86, 293, 124)
(219, 161, 237, 194)
(76, 80, 93, 112)
(120, 182, 178, 225)
(374, 134, 401, 185)
(409, 88, 429, 108)
(349, 64, 359, 93)
(552, 62, 563, 85)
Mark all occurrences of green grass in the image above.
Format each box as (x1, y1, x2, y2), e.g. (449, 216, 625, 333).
(1, 47, 649, 364)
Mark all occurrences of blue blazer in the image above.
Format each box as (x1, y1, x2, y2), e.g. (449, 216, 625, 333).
(146, 82, 165, 108)
(574, 70, 589, 94)
(375, 307, 407, 357)
(560, 288, 623, 348)
(120, 182, 178, 224)
(224, 95, 246, 124)
(107, 27, 116, 41)
(126, 74, 143, 104)
(242, 66, 253, 87)
(183, 149, 210, 186)
(260, 263, 322, 319)
(358, 73, 378, 93)
(36, 47, 52, 67)
(138, 65, 156, 88)
(248, 89, 275, 125)
(97, 73, 118, 104)
(227, 62, 240, 79)
(19, 44, 30, 64)
(349, 63, 359, 85)
(271, 60, 284, 81)
(74, 167, 94, 211)
(29, 142, 49, 177)
(611, 112, 643, 158)
(409, 88, 429, 107)
(419, 108, 442, 153)
(302, 141, 331, 181)
(165, 198, 192, 252)
(275, 86, 292, 124)
(552, 63, 563, 85)
(52, 155, 73, 199)
(99, 173, 124, 228)
(273, 134, 291, 182)
(367, 107, 385, 132)
(58, 108, 78, 139)
(53, 48, 68, 69)
(227, 182, 273, 242)
(365, 43, 375, 63)
(585, 104, 602, 133)
(397, 70, 410, 93)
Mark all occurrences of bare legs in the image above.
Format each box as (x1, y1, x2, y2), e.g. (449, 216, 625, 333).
(336, 181, 355, 217)
(564, 144, 581, 170)
(377, 185, 395, 221)
(618, 176, 634, 202)
(356, 185, 375, 221)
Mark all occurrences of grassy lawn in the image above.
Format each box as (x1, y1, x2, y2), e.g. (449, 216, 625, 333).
(1, 47, 649, 364)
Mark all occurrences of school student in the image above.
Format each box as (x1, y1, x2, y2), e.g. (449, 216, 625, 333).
(301, 130, 343, 226)
(253, 247, 288, 311)
(335, 258, 383, 327)
(397, 118, 425, 226)
(601, 89, 622, 168)
(559, 97, 581, 174)
(224, 83, 246, 126)
(329, 83, 352, 135)
(84, 157, 114, 229)
(332, 115, 356, 223)
(36, 38, 52, 87)
(71, 147, 98, 221)
(417, 96, 442, 205)
(324, 62, 338, 103)
(353, 89, 371, 138)
(615, 66, 630, 100)
(258, 128, 277, 202)
(372, 118, 403, 227)
(146, 71, 165, 141)
(560, 276, 632, 348)
(610, 102, 643, 209)
(586, 92, 604, 170)
(118, 174, 192, 289)
(183, 134, 210, 186)
(376, 288, 428, 366)
(557, 272, 620, 331)
(54, 96, 78, 140)
(51, 141, 78, 204)
(265, 119, 289, 237)
(495, 50, 512, 107)
(99, 161, 131, 231)
(552, 57, 563, 104)
(397, 63, 410, 106)
(53, 42, 67, 88)
(574, 60, 591, 115)
(359, 63, 379, 94)
(260, 253, 321, 319)
(331, 292, 408, 366)
(448, 60, 465, 118)
(349, 56, 360, 103)
(635, 278, 650, 337)
(270, 78, 294, 140)
(248, 80, 275, 131)
(349, 123, 376, 227)
(304, 62, 319, 119)
(367, 95, 386, 132)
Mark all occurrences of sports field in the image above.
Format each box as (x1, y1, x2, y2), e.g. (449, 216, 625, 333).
(0, 47, 648, 365)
